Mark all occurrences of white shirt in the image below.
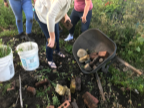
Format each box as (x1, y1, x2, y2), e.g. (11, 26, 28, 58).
(35, 0, 73, 32)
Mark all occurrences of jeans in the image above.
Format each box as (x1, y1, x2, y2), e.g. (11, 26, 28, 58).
(9, 0, 33, 34)
(69, 9, 92, 35)
(34, 11, 60, 61)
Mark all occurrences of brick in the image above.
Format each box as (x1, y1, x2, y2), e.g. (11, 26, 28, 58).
(75, 77, 81, 91)
(60, 17, 73, 30)
(82, 92, 99, 108)
(7, 80, 15, 92)
(71, 101, 79, 108)
(46, 105, 54, 108)
(7, 86, 15, 92)
(70, 79, 76, 93)
(65, 87, 71, 102)
(90, 52, 98, 60)
(98, 51, 108, 57)
(58, 100, 72, 108)
(27, 86, 36, 95)
(35, 79, 49, 88)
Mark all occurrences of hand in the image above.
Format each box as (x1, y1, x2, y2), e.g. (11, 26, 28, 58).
(4, 2, 9, 7)
(64, 15, 71, 23)
(81, 16, 87, 24)
(47, 37, 55, 48)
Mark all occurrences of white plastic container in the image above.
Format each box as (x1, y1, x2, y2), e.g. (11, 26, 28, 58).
(16, 42, 39, 71)
(0, 46, 15, 82)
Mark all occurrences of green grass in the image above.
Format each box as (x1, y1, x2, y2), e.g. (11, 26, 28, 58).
(0, 39, 11, 58)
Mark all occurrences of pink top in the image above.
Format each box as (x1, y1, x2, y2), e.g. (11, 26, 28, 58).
(74, 0, 93, 12)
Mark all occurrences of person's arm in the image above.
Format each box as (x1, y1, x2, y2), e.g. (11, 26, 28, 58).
(47, 0, 67, 48)
(81, 0, 91, 24)
(4, 0, 9, 7)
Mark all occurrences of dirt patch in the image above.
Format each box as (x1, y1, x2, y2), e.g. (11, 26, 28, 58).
(0, 34, 144, 108)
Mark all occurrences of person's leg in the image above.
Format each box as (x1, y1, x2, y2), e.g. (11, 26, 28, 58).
(22, 0, 33, 34)
(80, 10, 92, 32)
(55, 23, 65, 58)
(64, 9, 80, 41)
(34, 12, 54, 65)
(55, 23, 60, 52)
(9, 0, 23, 34)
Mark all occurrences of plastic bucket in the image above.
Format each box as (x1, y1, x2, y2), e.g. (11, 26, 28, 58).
(0, 46, 15, 82)
(16, 42, 39, 71)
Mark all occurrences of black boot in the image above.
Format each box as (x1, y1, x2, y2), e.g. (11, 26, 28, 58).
(16, 32, 26, 40)
(25, 33, 35, 41)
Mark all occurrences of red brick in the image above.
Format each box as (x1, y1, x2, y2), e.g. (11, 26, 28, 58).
(7, 86, 15, 92)
(90, 52, 98, 60)
(35, 79, 49, 88)
(27, 86, 36, 95)
(58, 100, 72, 108)
(98, 51, 108, 57)
(82, 92, 99, 108)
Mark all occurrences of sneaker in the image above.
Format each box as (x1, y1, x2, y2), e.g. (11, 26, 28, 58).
(64, 34, 73, 41)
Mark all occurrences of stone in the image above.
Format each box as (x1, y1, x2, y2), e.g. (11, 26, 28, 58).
(99, 58, 104, 63)
(79, 55, 90, 63)
(75, 77, 81, 91)
(71, 101, 79, 108)
(84, 63, 92, 71)
(77, 49, 87, 58)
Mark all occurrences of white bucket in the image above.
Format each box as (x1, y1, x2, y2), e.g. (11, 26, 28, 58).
(0, 46, 15, 82)
(16, 42, 39, 71)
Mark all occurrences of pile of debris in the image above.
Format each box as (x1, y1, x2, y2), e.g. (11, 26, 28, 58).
(77, 49, 109, 71)
(7, 76, 99, 108)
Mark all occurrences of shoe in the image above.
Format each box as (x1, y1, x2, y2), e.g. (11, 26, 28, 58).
(53, 50, 65, 58)
(48, 61, 57, 69)
(25, 33, 35, 41)
(64, 34, 73, 41)
(16, 32, 25, 40)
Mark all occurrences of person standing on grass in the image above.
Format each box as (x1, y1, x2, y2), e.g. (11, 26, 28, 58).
(4, 0, 34, 41)
(34, 0, 73, 69)
(64, 0, 93, 41)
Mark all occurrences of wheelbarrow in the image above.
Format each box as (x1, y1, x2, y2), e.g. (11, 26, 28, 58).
(72, 29, 117, 101)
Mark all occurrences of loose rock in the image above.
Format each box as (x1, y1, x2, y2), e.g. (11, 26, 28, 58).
(99, 58, 103, 63)
(84, 63, 92, 71)
(77, 49, 87, 58)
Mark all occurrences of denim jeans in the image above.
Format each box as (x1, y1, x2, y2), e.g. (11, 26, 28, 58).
(34, 11, 60, 61)
(9, 0, 33, 34)
(69, 9, 92, 35)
